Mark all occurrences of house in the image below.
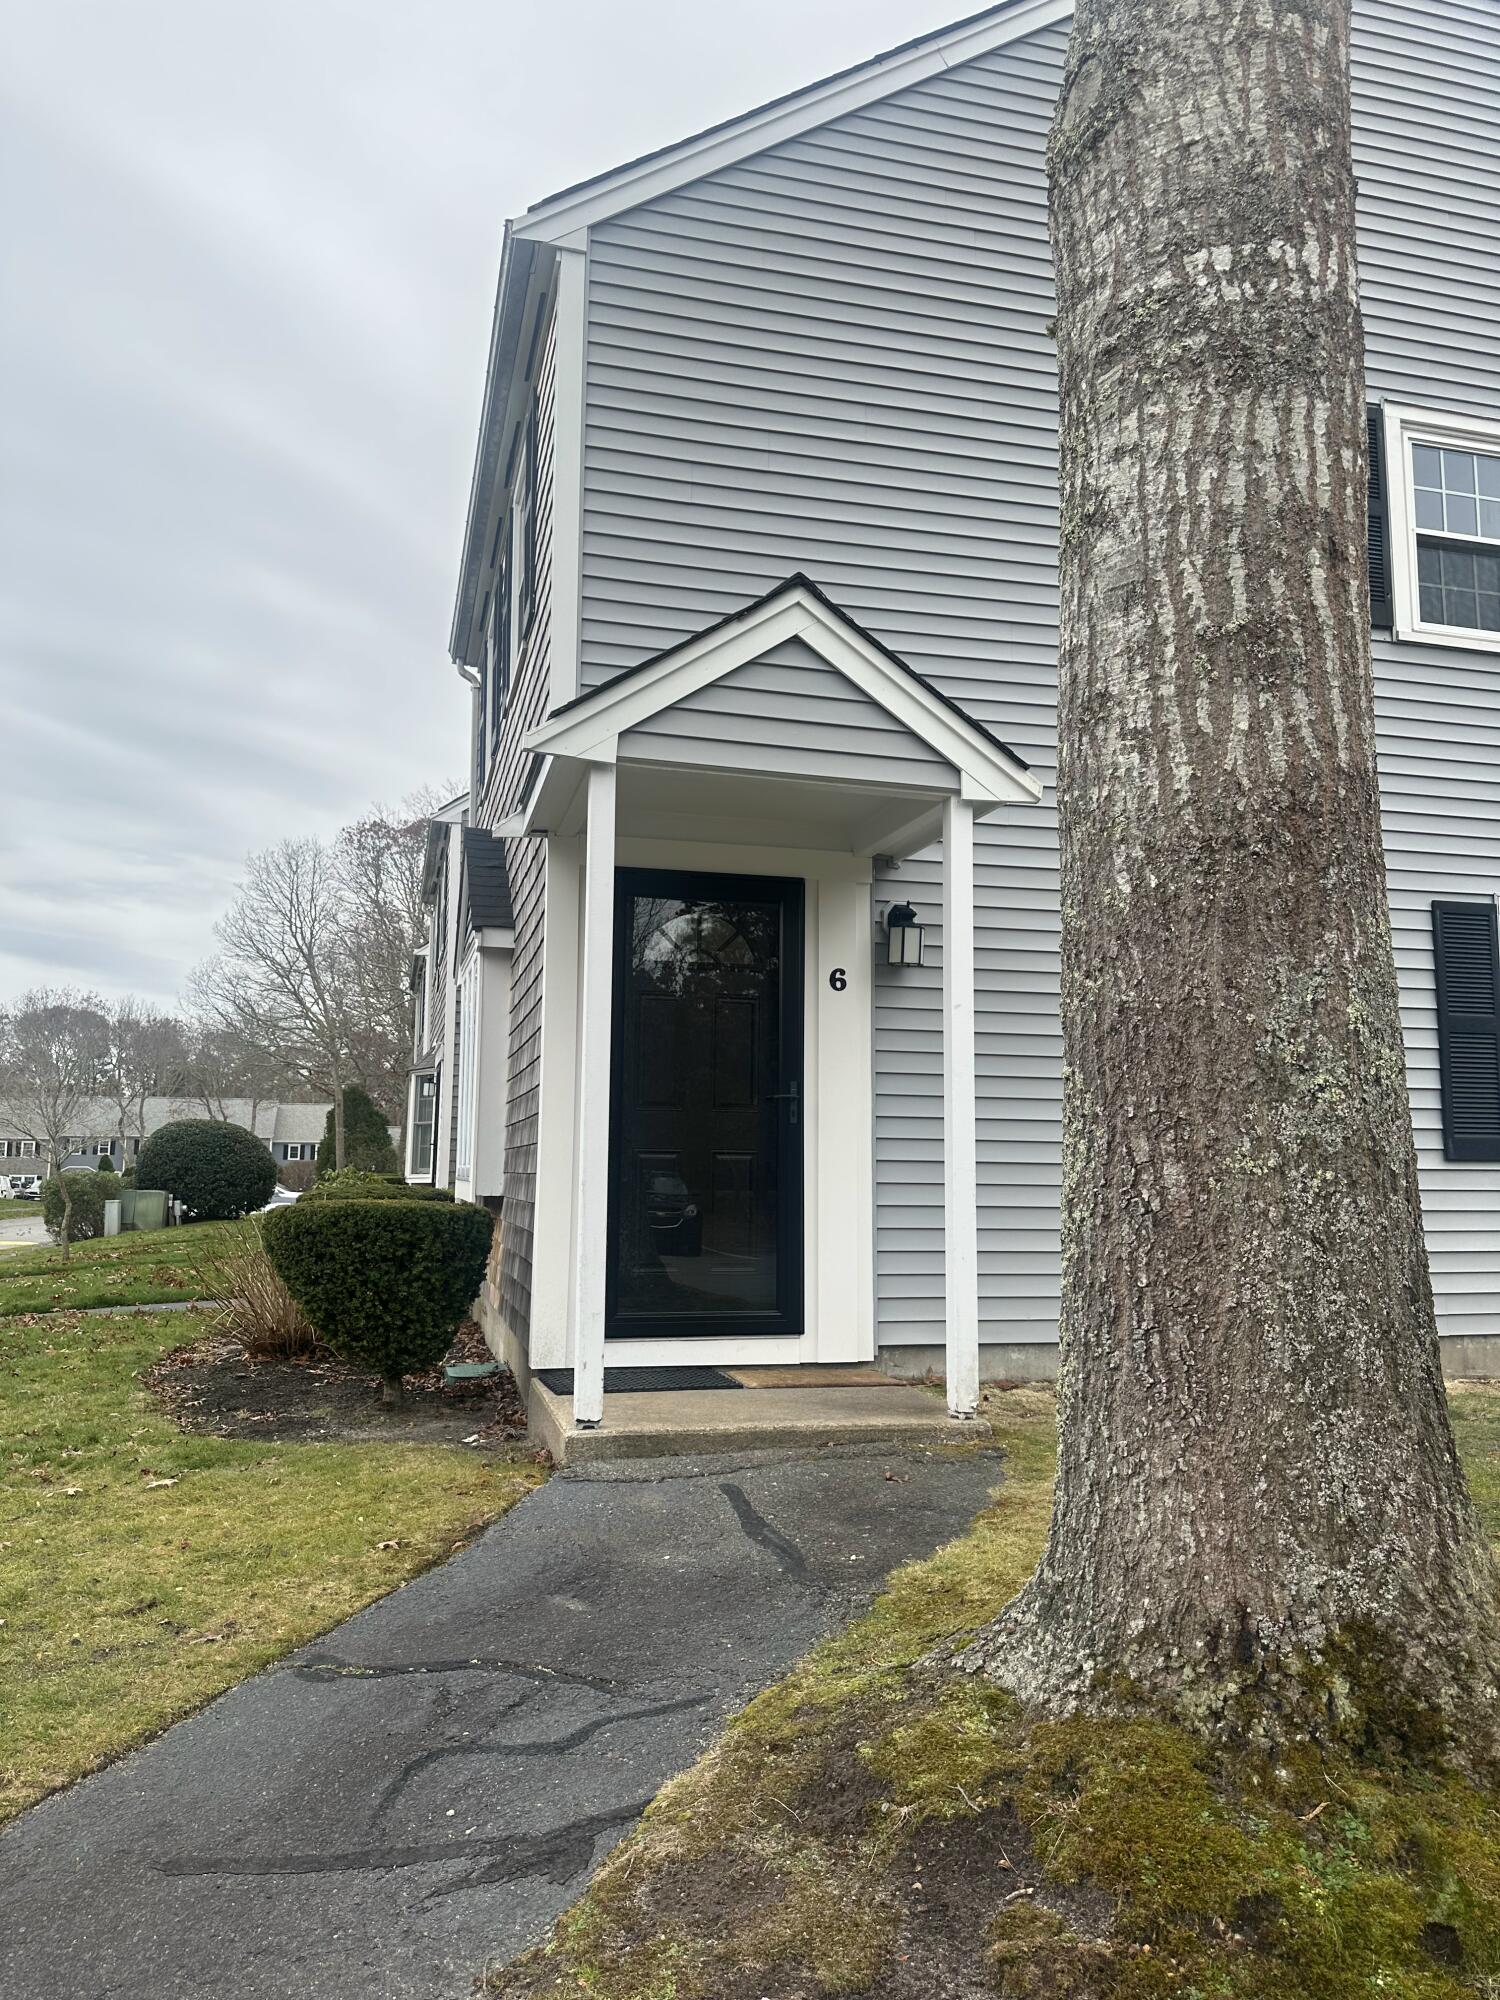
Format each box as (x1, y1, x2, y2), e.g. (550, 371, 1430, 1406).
(436, 0, 1500, 1437)
(0, 1098, 332, 1173)
(404, 797, 513, 1206)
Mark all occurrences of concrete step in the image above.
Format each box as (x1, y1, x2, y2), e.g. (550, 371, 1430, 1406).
(527, 1376, 989, 1465)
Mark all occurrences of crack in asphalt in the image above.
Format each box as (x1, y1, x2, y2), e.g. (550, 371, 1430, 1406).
(290, 1655, 627, 1694)
(718, 1481, 814, 1584)
(157, 1803, 653, 1895)
(372, 1691, 713, 1820)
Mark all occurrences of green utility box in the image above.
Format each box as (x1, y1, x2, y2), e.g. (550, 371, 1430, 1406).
(120, 1188, 169, 1232)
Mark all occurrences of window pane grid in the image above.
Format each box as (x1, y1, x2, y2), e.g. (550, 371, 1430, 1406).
(1409, 434, 1500, 633)
(1412, 441, 1500, 545)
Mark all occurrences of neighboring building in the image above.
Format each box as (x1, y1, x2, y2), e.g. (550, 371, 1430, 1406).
(404, 798, 513, 1205)
(440, 0, 1500, 1433)
(0, 1098, 332, 1173)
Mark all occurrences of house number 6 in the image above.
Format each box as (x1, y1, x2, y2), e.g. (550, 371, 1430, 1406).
(828, 967, 848, 991)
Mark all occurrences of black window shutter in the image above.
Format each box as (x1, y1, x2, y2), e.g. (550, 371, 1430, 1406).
(1367, 405, 1395, 629)
(1432, 899, 1500, 1163)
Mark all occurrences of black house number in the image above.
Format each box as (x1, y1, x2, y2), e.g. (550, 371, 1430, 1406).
(828, 967, 848, 991)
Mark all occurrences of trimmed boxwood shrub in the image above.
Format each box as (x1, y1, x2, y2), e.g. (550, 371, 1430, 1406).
(42, 1169, 116, 1242)
(302, 1168, 454, 1204)
(94, 1153, 118, 1172)
(262, 1199, 492, 1397)
(135, 1119, 277, 1220)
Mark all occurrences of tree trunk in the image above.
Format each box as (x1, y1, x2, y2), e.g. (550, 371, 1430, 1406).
(332, 1076, 347, 1171)
(965, 0, 1500, 1764)
(57, 1155, 73, 1261)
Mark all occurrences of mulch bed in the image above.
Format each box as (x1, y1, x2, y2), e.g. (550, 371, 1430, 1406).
(144, 1318, 532, 1452)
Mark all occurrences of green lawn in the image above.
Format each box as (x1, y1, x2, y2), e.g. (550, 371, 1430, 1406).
(0, 1219, 245, 1317)
(0, 1306, 544, 1822)
(489, 1388, 1500, 2000)
(0, 1197, 38, 1221)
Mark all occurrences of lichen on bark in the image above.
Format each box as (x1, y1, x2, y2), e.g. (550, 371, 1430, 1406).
(962, 0, 1500, 1766)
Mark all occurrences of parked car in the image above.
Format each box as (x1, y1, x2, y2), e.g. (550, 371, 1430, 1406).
(2, 1174, 41, 1200)
(644, 1171, 702, 1256)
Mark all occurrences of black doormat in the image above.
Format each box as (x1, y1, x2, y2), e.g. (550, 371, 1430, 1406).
(534, 1366, 743, 1395)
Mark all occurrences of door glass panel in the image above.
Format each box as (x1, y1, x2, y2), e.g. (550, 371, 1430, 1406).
(611, 879, 796, 1327)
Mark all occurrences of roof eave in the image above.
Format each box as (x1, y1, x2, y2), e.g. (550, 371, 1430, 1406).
(512, 0, 1070, 246)
(448, 228, 545, 667)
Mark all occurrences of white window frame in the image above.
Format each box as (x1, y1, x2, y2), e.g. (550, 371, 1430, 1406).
(1383, 402, 1500, 652)
(410, 1073, 437, 1182)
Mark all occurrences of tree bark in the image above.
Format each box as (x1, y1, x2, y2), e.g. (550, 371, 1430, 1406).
(964, 0, 1500, 1763)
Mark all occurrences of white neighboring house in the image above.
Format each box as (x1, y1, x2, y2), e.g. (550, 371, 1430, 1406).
(0, 1098, 331, 1174)
(438, 0, 1500, 1436)
(404, 798, 513, 1208)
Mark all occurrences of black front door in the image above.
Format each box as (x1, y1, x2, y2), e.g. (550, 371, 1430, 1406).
(607, 868, 803, 1337)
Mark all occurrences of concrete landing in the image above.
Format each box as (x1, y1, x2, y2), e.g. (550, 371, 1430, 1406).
(528, 1375, 987, 1464)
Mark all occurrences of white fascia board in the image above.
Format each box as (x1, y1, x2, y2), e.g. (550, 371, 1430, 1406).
(476, 926, 516, 951)
(512, 0, 1071, 245)
(524, 585, 1041, 807)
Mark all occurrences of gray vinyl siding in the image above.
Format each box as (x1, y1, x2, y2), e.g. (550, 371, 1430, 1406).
(481, 294, 560, 1352)
(1358, 1, 1500, 1345)
(582, 25, 1068, 1350)
(576, 0, 1500, 1354)
(620, 638, 958, 790)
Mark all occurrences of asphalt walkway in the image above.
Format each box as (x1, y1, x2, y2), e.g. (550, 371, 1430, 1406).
(0, 1440, 1002, 2000)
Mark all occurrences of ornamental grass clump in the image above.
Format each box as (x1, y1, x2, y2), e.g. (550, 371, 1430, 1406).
(189, 1219, 319, 1362)
(262, 1198, 492, 1401)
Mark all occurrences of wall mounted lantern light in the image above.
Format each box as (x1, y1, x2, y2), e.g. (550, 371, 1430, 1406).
(885, 901, 925, 968)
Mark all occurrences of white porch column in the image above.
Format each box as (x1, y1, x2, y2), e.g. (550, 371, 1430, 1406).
(942, 793, 980, 1419)
(571, 761, 617, 1429)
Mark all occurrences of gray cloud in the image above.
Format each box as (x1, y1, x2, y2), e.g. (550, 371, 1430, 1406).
(1, 0, 963, 1006)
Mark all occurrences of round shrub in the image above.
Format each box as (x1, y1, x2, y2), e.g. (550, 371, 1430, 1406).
(302, 1168, 454, 1204)
(94, 1154, 118, 1173)
(135, 1119, 277, 1220)
(262, 1199, 492, 1396)
(42, 1170, 115, 1242)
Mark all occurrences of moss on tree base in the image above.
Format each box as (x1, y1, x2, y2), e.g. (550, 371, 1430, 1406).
(485, 1390, 1500, 2000)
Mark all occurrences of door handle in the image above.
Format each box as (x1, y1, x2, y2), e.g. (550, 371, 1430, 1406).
(765, 1081, 800, 1127)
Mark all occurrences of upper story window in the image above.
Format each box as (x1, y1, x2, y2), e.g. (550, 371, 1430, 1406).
(1380, 405, 1500, 649)
(488, 560, 510, 750)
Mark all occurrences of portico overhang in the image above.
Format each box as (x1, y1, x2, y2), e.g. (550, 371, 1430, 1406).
(520, 573, 1041, 850)
(516, 578, 1042, 1438)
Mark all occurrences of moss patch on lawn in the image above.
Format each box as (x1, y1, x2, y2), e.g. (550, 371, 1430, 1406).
(487, 1386, 1500, 2000)
(0, 1307, 544, 1821)
(0, 1219, 246, 1316)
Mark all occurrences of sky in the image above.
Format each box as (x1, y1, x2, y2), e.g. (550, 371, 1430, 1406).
(0, 0, 972, 1009)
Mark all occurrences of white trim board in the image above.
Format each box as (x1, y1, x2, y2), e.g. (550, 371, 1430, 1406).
(525, 834, 878, 1373)
(525, 581, 1041, 812)
(512, 0, 1072, 245)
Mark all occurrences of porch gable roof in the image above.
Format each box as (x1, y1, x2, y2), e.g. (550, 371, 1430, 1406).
(523, 575, 1042, 812)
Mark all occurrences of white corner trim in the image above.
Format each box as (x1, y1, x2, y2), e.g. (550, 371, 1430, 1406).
(512, 0, 1071, 244)
(549, 245, 588, 708)
(1381, 402, 1500, 656)
(524, 585, 1041, 807)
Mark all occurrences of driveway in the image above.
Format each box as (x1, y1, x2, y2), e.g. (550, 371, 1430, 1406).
(0, 1210, 50, 1250)
(0, 1441, 1002, 2000)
